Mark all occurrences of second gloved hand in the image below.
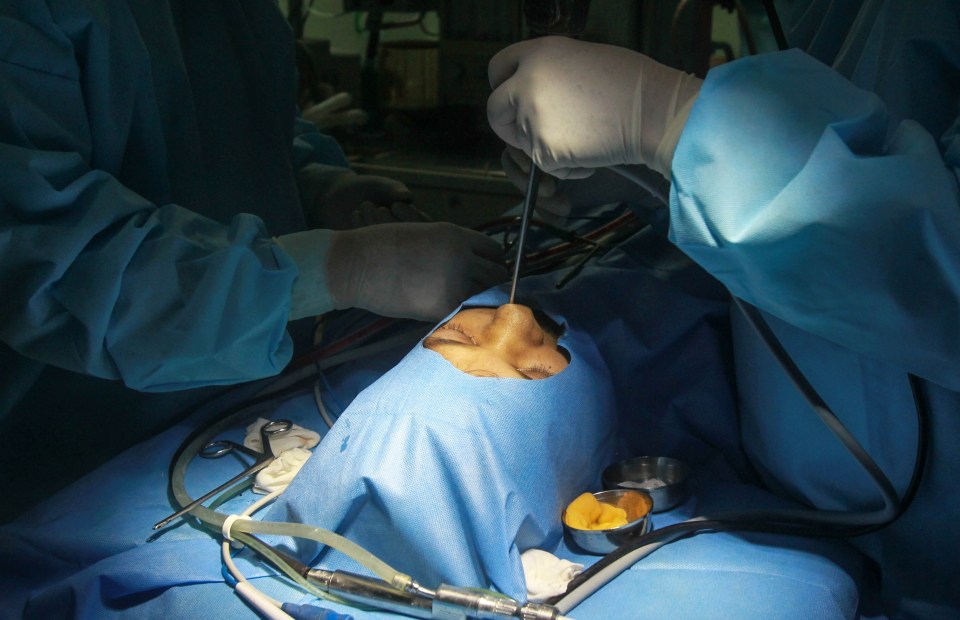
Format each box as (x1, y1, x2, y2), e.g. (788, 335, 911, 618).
(328, 222, 508, 321)
(299, 167, 429, 230)
(487, 36, 702, 179)
(302, 92, 369, 131)
(280, 223, 509, 322)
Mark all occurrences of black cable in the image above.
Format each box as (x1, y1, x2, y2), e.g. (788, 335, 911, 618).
(761, 0, 789, 50)
(888, 373, 929, 522)
(551, 518, 867, 606)
(549, 307, 930, 607)
(734, 299, 900, 517)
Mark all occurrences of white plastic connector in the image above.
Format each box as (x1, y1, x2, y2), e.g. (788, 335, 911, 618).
(222, 514, 253, 546)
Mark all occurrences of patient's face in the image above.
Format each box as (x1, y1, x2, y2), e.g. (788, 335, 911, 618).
(423, 304, 569, 379)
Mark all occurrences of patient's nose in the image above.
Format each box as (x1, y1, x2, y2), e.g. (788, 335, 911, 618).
(486, 304, 543, 346)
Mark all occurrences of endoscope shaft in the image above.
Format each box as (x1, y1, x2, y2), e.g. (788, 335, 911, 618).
(508, 165, 540, 304)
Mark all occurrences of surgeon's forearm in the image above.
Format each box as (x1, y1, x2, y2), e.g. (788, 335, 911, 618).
(667, 51, 960, 388)
(0, 146, 297, 391)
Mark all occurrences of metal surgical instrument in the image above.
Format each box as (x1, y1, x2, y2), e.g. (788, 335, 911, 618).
(508, 165, 541, 304)
(153, 419, 293, 530)
(306, 568, 567, 620)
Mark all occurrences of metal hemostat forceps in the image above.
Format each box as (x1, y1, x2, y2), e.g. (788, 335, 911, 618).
(153, 419, 293, 530)
(509, 165, 541, 303)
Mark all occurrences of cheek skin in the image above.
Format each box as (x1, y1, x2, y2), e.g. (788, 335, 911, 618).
(423, 340, 567, 379)
(423, 307, 569, 379)
(424, 342, 527, 379)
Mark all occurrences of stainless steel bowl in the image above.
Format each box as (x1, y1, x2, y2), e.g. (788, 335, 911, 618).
(562, 489, 653, 555)
(602, 456, 690, 513)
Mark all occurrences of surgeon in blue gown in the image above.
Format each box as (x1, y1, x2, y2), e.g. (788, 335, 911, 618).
(0, 0, 508, 520)
(487, 0, 960, 617)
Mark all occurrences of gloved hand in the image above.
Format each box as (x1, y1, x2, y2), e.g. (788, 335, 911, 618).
(279, 223, 508, 322)
(501, 146, 667, 226)
(300, 167, 429, 230)
(302, 92, 369, 131)
(351, 200, 430, 228)
(487, 36, 702, 179)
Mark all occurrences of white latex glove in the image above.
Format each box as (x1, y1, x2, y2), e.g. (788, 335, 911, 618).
(301, 167, 428, 231)
(280, 223, 508, 322)
(327, 222, 508, 321)
(302, 92, 369, 131)
(487, 36, 702, 179)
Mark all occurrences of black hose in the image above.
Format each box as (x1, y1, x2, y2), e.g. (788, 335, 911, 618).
(761, 0, 789, 50)
(548, 305, 929, 608)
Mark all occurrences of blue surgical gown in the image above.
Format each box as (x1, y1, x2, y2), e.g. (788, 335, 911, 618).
(669, 0, 960, 616)
(0, 0, 348, 519)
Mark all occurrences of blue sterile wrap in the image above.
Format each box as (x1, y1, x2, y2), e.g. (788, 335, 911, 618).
(268, 288, 618, 599)
(0, 229, 871, 619)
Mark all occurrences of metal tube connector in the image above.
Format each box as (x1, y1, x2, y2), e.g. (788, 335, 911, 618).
(432, 584, 560, 620)
(305, 570, 563, 620)
(306, 569, 433, 618)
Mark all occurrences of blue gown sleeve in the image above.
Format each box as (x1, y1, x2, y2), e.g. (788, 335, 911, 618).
(292, 115, 350, 170)
(0, 34, 298, 392)
(668, 49, 960, 390)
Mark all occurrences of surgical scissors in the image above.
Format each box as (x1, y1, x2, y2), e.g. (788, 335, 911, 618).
(153, 419, 293, 530)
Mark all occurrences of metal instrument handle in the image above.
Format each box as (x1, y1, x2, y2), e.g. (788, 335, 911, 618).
(508, 165, 541, 304)
(153, 419, 292, 530)
(259, 419, 293, 458)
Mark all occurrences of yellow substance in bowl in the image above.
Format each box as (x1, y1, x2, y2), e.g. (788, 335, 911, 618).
(563, 492, 629, 530)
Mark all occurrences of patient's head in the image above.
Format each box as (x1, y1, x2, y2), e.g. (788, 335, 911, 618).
(271, 290, 617, 598)
(423, 304, 570, 379)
